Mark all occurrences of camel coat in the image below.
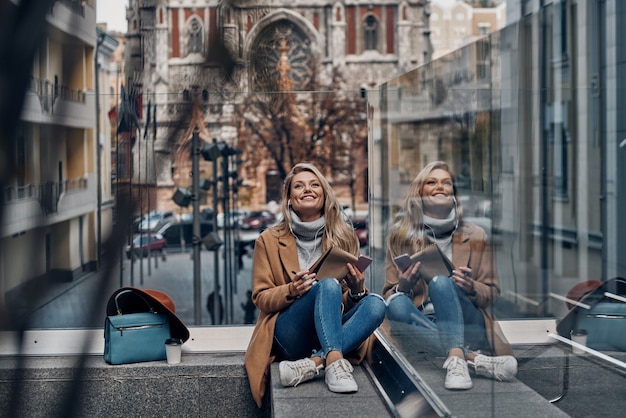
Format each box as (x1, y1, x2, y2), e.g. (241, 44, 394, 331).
(382, 221, 513, 356)
(245, 227, 370, 407)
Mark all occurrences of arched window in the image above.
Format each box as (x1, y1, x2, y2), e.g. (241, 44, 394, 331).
(188, 18, 203, 54)
(364, 15, 378, 51)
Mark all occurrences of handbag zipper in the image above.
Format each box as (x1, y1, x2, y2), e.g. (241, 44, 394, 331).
(117, 323, 164, 336)
(586, 313, 626, 319)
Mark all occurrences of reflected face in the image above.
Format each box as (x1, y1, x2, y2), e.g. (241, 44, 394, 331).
(289, 171, 325, 221)
(421, 169, 454, 217)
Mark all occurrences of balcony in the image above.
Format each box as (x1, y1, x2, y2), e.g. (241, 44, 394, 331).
(1, 173, 96, 238)
(21, 77, 94, 129)
(47, 0, 96, 45)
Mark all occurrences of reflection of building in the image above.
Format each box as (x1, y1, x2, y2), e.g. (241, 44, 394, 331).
(123, 1, 432, 211)
(369, 0, 625, 321)
(1, 2, 100, 294)
(96, 25, 123, 268)
(430, 0, 506, 60)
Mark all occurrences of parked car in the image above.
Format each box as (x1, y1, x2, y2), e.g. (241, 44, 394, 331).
(238, 210, 276, 231)
(157, 220, 215, 249)
(352, 217, 369, 247)
(139, 211, 176, 232)
(131, 214, 143, 233)
(217, 210, 249, 229)
(340, 203, 354, 220)
(178, 208, 215, 223)
(125, 233, 167, 259)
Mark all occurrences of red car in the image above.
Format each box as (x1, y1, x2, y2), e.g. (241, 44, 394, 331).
(238, 210, 276, 231)
(353, 218, 369, 247)
(126, 233, 167, 259)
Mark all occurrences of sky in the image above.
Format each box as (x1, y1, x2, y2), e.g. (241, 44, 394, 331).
(96, 0, 129, 33)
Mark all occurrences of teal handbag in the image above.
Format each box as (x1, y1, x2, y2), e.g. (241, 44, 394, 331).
(104, 289, 171, 365)
(557, 277, 626, 351)
(574, 299, 626, 351)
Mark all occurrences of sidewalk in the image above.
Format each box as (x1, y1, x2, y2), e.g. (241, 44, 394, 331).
(7, 248, 256, 329)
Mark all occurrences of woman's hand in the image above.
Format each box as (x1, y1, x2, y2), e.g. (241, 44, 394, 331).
(397, 261, 421, 293)
(452, 266, 475, 294)
(289, 270, 317, 298)
(345, 263, 365, 294)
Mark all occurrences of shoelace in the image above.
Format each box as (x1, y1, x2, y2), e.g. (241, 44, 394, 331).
(472, 356, 515, 381)
(288, 361, 317, 386)
(330, 359, 354, 381)
(446, 357, 467, 377)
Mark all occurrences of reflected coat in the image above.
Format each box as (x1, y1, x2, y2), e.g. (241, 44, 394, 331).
(382, 221, 513, 356)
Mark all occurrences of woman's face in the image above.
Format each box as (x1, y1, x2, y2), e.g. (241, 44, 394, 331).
(421, 168, 454, 217)
(289, 171, 325, 221)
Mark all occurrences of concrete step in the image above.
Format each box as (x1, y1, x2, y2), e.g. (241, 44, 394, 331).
(270, 362, 392, 418)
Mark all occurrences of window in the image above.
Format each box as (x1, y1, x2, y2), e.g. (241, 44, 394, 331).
(551, 103, 570, 199)
(364, 15, 378, 51)
(188, 18, 203, 54)
(15, 127, 26, 187)
(478, 23, 491, 36)
(558, 0, 568, 59)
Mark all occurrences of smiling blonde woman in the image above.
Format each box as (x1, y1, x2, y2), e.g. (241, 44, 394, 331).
(244, 162, 386, 407)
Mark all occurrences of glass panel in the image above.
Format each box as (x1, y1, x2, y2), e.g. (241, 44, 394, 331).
(367, 1, 626, 415)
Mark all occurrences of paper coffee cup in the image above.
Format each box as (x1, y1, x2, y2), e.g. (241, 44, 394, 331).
(165, 338, 182, 364)
(570, 329, 588, 354)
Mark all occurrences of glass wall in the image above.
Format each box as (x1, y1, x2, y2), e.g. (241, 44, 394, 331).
(367, 1, 626, 415)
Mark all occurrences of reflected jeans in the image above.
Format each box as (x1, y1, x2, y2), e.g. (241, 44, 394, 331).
(273, 278, 386, 361)
(386, 275, 489, 355)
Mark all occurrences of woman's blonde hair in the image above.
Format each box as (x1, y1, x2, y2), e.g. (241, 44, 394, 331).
(274, 162, 359, 255)
(386, 161, 463, 257)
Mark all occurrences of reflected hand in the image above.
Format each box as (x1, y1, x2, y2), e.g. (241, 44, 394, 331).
(452, 266, 474, 294)
(397, 261, 421, 293)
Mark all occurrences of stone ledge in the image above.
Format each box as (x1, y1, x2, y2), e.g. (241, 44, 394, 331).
(0, 326, 254, 356)
(0, 352, 269, 417)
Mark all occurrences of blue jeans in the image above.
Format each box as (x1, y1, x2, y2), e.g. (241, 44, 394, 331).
(386, 275, 489, 356)
(273, 278, 386, 361)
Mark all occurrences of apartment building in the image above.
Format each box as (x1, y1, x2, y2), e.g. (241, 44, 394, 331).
(430, 0, 506, 59)
(368, 0, 626, 318)
(1, 1, 100, 295)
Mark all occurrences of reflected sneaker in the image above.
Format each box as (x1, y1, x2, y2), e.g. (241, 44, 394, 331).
(325, 358, 358, 393)
(279, 358, 321, 387)
(469, 354, 518, 381)
(443, 356, 473, 390)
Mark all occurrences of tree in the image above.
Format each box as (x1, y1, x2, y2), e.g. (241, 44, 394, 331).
(235, 42, 367, 208)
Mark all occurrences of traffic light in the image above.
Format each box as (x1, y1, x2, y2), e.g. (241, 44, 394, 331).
(172, 187, 192, 207)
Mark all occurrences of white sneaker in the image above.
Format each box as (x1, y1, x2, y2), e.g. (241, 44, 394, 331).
(443, 356, 473, 390)
(469, 354, 518, 381)
(325, 358, 358, 393)
(279, 358, 321, 387)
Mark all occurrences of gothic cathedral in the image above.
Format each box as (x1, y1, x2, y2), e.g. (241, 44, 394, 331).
(124, 0, 431, 210)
